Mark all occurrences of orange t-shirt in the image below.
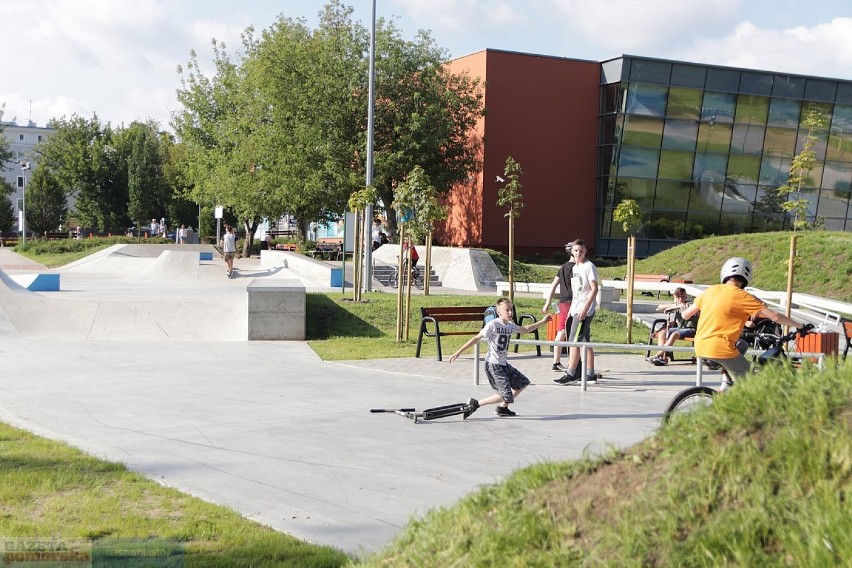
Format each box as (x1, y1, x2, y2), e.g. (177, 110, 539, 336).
(693, 284, 766, 359)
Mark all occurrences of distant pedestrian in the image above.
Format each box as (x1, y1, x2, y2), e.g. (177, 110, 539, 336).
(222, 224, 236, 277)
(542, 245, 574, 371)
(178, 224, 187, 244)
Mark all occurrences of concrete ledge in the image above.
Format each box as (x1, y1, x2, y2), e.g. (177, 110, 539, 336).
(9, 273, 60, 291)
(260, 250, 340, 287)
(496, 281, 551, 298)
(247, 279, 305, 340)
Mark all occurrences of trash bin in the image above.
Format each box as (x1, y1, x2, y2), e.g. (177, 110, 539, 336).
(796, 331, 839, 361)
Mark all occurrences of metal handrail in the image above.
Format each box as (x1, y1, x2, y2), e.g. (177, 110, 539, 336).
(471, 338, 825, 390)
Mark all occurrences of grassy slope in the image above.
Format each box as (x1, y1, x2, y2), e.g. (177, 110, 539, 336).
(490, 231, 852, 303)
(358, 363, 852, 567)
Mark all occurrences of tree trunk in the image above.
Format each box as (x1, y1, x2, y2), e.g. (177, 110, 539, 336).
(242, 218, 259, 257)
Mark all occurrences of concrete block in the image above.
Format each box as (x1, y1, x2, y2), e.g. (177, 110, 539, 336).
(247, 279, 305, 340)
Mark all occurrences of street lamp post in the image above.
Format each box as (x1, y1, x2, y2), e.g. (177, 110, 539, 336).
(20, 161, 30, 246)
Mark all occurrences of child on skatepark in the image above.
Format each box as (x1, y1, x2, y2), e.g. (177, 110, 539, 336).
(449, 298, 552, 418)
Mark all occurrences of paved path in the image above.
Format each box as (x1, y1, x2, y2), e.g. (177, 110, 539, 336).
(0, 245, 726, 556)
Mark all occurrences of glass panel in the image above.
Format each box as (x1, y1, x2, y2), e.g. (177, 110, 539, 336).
(763, 127, 797, 156)
(739, 72, 773, 96)
(735, 95, 769, 124)
(622, 115, 664, 147)
(827, 105, 852, 161)
(685, 208, 721, 238)
(693, 153, 728, 182)
(796, 129, 828, 162)
(760, 157, 793, 185)
(658, 150, 694, 180)
(731, 124, 766, 154)
(720, 213, 753, 234)
(662, 119, 698, 151)
(628, 59, 671, 84)
(804, 79, 836, 103)
(822, 161, 852, 192)
(836, 83, 852, 105)
(602, 83, 621, 114)
(655, 179, 693, 209)
(767, 98, 801, 127)
(705, 67, 740, 92)
(721, 182, 758, 215)
(753, 185, 788, 227)
(614, 177, 657, 208)
(617, 148, 659, 178)
(647, 211, 687, 239)
(599, 115, 619, 145)
(801, 102, 832, 127)
(601, 58, 625, 84)
(670, 64, 706, 88)
(624, 83, 668, 116)
(667, 87, 702, 120)
(816, 188, 851, 221)
(727, 155, 761, 184)
(701, 91, 736, 123)
(697, 122, 732, 153)
(772, 75, 806, 98)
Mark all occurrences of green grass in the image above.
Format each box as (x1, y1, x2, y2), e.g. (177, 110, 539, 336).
(358, 362, 852, 567)
(0, 424, 350, 567)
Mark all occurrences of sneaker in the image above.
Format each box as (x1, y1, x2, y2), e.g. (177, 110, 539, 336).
(495, 405, 516, 417)
(650, 356, 668, 366)
(720, 379, 734, 392)
(585, 374, 598, 384)
(551, 363, 567, 371)
(463, 397, 479, 419)
(553, 372, 579, 385)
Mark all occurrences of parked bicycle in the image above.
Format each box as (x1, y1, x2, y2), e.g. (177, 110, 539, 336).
(388, 262, 424, 290)
(663, 323, 815, 423)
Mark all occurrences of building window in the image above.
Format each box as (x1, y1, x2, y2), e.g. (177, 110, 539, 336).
(17, 176, 24, 188)
(18, 134, 24, 141)
(37, 135, 43, 142)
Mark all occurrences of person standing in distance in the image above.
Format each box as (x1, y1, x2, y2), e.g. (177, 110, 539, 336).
(554, 239, 599, 385)
(542, 244, 574, 371)
(222, 224, 237, 277)
(678, 257, 804, 390)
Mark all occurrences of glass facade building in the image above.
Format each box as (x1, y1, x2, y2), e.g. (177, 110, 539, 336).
(596, 56, 852, 257)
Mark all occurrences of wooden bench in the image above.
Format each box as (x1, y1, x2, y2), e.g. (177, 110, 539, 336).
(415, 306, 541, 361)
(625, 273, 670, 299)
(274, 243, 298, 251)
(646, 317, 695, 361)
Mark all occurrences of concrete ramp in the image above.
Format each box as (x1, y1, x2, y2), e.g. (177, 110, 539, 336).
(127, 250, 201, 283)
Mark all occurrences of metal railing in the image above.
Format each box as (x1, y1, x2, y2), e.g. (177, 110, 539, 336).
(471, 338, 825, 390)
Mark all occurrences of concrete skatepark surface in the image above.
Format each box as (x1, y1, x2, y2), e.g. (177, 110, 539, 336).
(0, 245, 723, 556)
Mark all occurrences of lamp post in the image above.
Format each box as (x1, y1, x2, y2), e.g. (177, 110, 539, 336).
(20, 161, 30, 246)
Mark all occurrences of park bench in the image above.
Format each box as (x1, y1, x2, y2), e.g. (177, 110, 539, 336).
(415, 306, 541, 361)
(623, 273, 670, 299)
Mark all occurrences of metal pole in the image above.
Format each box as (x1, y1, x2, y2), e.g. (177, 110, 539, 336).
(20, 162, 29, 246)
(363, 0, 377, 292)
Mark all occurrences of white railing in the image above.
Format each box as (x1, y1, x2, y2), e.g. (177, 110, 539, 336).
(471, 338, 825, 390)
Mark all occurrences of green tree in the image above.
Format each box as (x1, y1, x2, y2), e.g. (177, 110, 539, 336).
(36, 115, 129, 232)
(777, 108, 826, 231)
(0, 109, 16, 232)
(22, 167, 67, 235)
(118, 121, 169, 234)
(496, 157, 524, 303)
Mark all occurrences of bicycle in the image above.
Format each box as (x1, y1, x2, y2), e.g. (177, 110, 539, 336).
(662, 323, 815, 423)
(387, 262, 424, 290)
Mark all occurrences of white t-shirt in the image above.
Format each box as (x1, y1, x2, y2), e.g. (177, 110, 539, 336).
(569, 261, 599, 317)
(223, 232, 236, 253)
(481, 318, 521, 365)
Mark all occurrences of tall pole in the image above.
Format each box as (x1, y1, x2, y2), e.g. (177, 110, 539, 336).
(363, 0, 377, 293)
(20, 162, 30, 246)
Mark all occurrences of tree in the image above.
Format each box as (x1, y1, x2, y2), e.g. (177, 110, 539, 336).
(496, 157, 524, 304)
(614, 198, 642, 343)
(0, 110, 16, 233)
(777, 108, 826, 231)
(36, 115, 129, 232)
(118, 121, 169, 235)
(22, 167, 67, 235)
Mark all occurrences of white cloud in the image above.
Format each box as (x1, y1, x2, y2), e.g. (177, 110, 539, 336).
(675, 18, 852, 80)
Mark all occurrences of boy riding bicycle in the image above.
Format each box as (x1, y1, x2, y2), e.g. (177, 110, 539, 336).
(679, 257, 805, 389)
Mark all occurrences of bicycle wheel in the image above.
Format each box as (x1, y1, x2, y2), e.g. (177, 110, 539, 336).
(387, 271, 398, 288)
(663, 386, 717, 423)
(413, 268, 424, 290)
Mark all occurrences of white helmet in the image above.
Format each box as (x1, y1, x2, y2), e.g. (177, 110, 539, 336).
(720, 257, 752, 286)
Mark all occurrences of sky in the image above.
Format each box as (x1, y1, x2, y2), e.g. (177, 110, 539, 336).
(2, 0, 851, 131)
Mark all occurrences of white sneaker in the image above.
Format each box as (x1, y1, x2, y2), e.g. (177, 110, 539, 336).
(720, 379, 733, 392)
